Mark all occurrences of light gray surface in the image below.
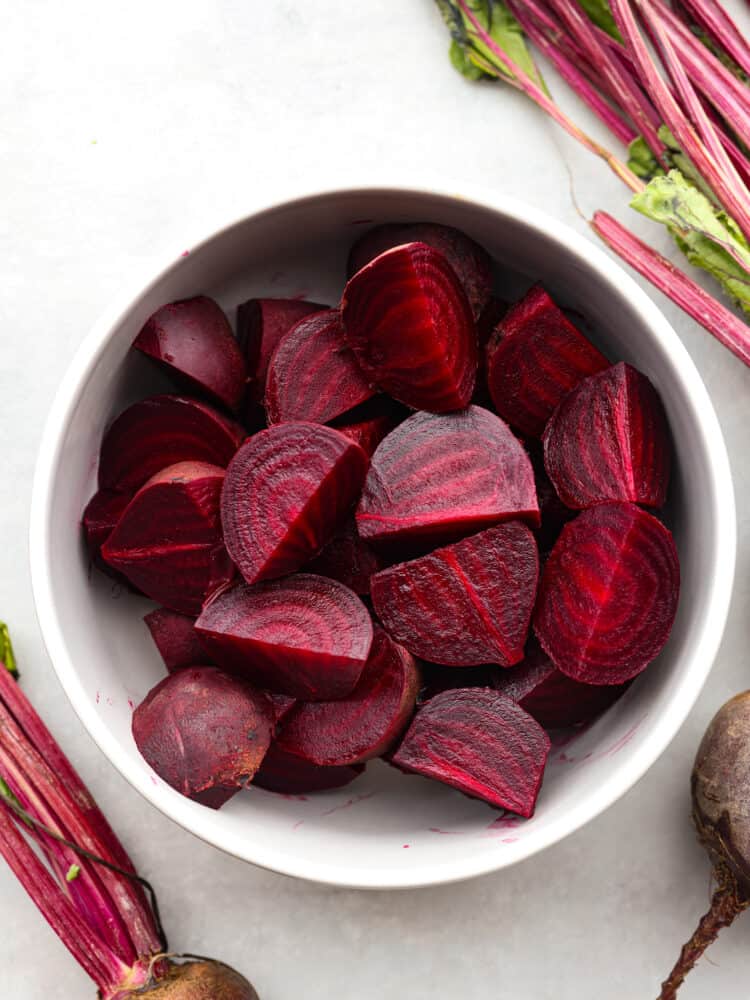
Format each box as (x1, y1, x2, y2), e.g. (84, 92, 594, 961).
(1, 2, 749, 997)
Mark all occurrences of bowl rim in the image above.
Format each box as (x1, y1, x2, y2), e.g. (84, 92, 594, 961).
(29, 179, 736, 889)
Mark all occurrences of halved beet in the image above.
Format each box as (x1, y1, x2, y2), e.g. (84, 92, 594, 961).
(533, 503, 680, 684)
(101, 461, 233, 614)
(391, 688, 550, 816)
(331, 396, 406, 456)
(144, 608, 210, 674)
(307, 517, 382, 595)
(493, 642, 629, 729)
(277, 628, 420, 765)
(195, 574, 374, 701)
(542, 362, 671, 509)
(356, 407, 539, 549)
(253, 743, 364, 794)
(346, 222, 493, 320)
(371, 522, 539, 667)
(264, 309, 374, 425)
(486, 285, 609, 437)
(341, 242, 477, 412)
(221, 423, 369, 585)
(133, 296, 247, 412)
(237, 297, 327, 401)
(132, 667, 273, 809)
(97, 395, 245, 493)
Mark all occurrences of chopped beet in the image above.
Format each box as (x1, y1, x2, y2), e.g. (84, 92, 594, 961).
(132, 667, 273, 809)
(493, 642, 629, 729)
(253, 743, 365, 794)
(418, 664, 503, 703)
(97, 394, 246, 493)
(527, 443, 576, 551)
(331, 396, 406, 456)
(307, 517, 382, 594)
(144, 608, 210, 674)
(391, 688, 550, 816)
(264, 309, 374, 425)
(220, 423, 369, 585)
(82, 488, 132, 560)
(356, 407, 539, 550)
(486, 285, 609, 437)
(346, 221, 493, 320)
(277, 628, 420, 765)
(534, 503, 680, 684)
(542, 362, 671, 509)
(101, 461, 234, 614)
(237, 297, 327, 401)
(195, 574, 374, 701)
(341, 242, 478, 412)
(133, 296, 247, 412)
(371, 522, 539, 667)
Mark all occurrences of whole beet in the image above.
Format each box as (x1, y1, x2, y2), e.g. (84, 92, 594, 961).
(658, 692, 750, 999)
(120, 959, 259, 999)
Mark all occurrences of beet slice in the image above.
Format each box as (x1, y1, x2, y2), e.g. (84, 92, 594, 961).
(132, 667, 273, 809)
(265, 309, 374, 425)
(221, 423, 369, 585)
(371, 522, 539, 667)
(101, 461, 234, 614)
(356, 407, 539, 550)
(253, 744, 365, 794)
(542, 362, 671, 509)
(97, 395, 245, 493)
(237, 297, 327, 401)
(277, 628, 420, 766)
(133, 296, 247, 412)
(346, 222, 493, 320)
(331, 397, 406, 456)
(534, 503, 680, 684)
(195, 574, 374, 701)
(341, 242, 477, 412)
(144, 608, 210, 674)
(391, 688, 550, 816)
(486, 285, 609, 437)
(307, 516, 382, 595)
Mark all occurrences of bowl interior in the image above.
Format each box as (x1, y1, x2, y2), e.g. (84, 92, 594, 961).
(33, 187, 734, 887)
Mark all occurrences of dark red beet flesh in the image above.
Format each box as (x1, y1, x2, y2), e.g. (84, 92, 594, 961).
(307, 516, 382, 594)
(391, 688, 551, 816)
(133, 296, 247, 412)
(132, 667, 273, 808)
(331, 396, 406, 456)
(534, 503, 680, 684)
(486, 285, 609, 437)
(543, 361, 671, 509)
(144, 608, 210, 674)
(195, 574, 374, 700)
(101, 461, 234, 614)
(277, 628, 421, 765)
(82, 488, 132, 562)
(265, 309, 374, 425)
(220, 423, 369, 585)
(254, 743, 365, 794)
(341, 242, 478, 412)
(357, 406, 539, 550)
(97, 395, 245, 493)
(346, 221, 493, 320)
(371, 522, 539, 667)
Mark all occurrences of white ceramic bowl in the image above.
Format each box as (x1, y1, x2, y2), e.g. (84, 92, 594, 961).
(30, 181, 735, 889)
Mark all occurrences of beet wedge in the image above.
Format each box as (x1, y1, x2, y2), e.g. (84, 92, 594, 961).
(346, 221, 493, 320)
(265, 309, 374, 425)
(132, 667, 273, 809)
(221, 423, 369, 585)
(357, 407, 539, 550)
(534, 503, 680, 685)
(277, 628, 421, 766)
(391, 688, 551, 816)
(101, 461, 233, 614)
(341, 242, 477, 412)
(195, 574, 374, 701)
(543, 362, 671, 509)
(82, 488, 132, 561)
(371, 522, 539, 667)
(97, 394, 245, 493)
(486, 285, 609, 437)
(254, 744, 365, 794)
(133, 296, 247, 412)
(144, 608, 210, 674)
(307, 516, 382, 595)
